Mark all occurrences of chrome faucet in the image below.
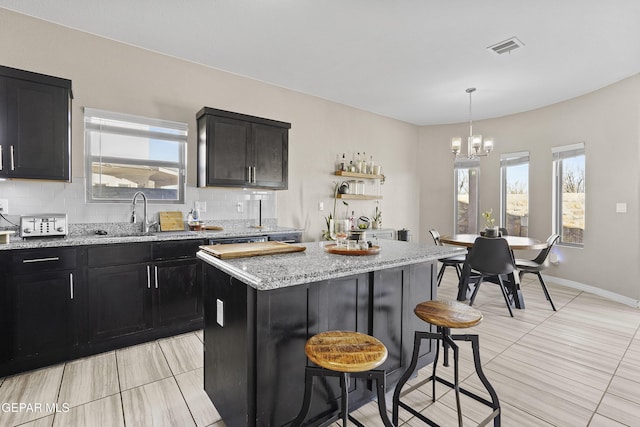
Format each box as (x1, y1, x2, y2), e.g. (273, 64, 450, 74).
(131, 191, 157, 233)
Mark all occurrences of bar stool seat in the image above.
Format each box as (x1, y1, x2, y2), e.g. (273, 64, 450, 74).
(291, 330, 393, 427)
(393, 300, 501, 426)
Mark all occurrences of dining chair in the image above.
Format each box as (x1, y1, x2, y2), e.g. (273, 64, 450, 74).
(498, 227, 508, 236)
(515, 234, 560, 311)
(429, 229, 465, 287)
(467, 237, 516, 317)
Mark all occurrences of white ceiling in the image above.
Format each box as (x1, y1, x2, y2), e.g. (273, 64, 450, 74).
(2, 0, 640, 125)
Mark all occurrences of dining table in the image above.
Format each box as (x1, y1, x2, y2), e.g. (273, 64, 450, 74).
(439, 234, 548, 309)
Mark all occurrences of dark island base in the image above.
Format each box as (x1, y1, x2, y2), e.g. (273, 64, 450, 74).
(202, 260, 438, 426)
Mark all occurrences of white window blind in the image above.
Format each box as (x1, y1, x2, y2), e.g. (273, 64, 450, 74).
(84, 108, 187, 203)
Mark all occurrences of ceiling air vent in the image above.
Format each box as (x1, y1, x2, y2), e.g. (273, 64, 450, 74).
(487, 37, 524, 55)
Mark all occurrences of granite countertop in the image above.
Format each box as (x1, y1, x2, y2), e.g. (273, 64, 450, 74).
(0, 224, 303, 251)
(197, 239, 465, 291)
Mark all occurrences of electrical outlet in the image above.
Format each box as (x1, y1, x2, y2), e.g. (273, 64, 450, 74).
(0, 199, 8, 215)
(236, 202, 243, 213)
(319, 202, 324, 211)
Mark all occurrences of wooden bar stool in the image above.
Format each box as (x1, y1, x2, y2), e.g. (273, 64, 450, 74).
(392, 300, 500, 427)
(290, 330, 394, 427)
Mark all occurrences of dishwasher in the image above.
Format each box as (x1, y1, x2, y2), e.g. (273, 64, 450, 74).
(207, 235, 268, 245)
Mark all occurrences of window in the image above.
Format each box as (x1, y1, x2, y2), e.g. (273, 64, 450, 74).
(553, 143, 585, 246)
(500, 152, 529, 236)
(84, 108, 187, 203)
(454, 158, 480, 233)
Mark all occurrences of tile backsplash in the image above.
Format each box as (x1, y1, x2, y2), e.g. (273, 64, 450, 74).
(0, 177, 276, 225)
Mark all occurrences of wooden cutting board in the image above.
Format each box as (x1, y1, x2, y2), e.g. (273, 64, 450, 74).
(159, 211, 185, 231)
(200, 241, 306, 259)
(204, 225, 224, 231)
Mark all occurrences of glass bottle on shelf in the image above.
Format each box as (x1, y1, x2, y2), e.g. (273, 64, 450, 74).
(348, 211, 356, 230)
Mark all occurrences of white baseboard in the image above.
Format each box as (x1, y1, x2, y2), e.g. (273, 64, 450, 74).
(543, 274, 640, 309)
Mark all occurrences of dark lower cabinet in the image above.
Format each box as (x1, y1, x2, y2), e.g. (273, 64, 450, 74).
(0, 258, 9, 365)
(87, 263, 153, 344)
(1, 248, 80, 375)
(86, 241, 204, 348)
(203, 261, 437, 427)
(1, 239, 205, 377)
(154, 258, 202, 327)
(13, 270, 78, 359)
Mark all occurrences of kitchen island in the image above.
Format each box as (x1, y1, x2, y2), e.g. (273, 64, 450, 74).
(197, 239, 465, 427)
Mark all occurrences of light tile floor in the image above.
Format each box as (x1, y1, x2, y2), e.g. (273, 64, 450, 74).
(0, 271, 639, 426)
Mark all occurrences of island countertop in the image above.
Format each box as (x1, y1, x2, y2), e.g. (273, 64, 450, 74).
(196, 239, 465, 291)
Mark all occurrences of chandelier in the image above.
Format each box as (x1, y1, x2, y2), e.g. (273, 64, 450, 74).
(451, 88, 494, 158)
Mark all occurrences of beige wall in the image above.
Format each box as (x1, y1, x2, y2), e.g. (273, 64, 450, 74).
(419, 74, 640, 302)
(0, 8, 420, 241)
(2, 8, 639, 302)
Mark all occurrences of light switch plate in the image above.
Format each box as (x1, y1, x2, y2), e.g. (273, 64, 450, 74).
(216, 299, 224, 327)
(616, 202, 627, 213)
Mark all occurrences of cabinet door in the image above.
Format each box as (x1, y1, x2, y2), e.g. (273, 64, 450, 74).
(87, 264, 153, 343)
(12, 270, 77, 359)
(0, 77, 6, 177)
(204, 116, 251, 187)
(0, 256, 12, 364)
(153, 258, 202, 327)
(3, 77, 70, 181)
(252, 123, 288, 189)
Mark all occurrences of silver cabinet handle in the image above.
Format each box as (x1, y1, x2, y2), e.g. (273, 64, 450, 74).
(0, 145, 3, 171)
(247, 166, 252, 183)
(252, 166, 257, 184)
(154, 266, 159, 289)
(147, 265, 151, 289)
(10, 145, 15, 171)
(69, 272, 74, 299)
(23, 257, 60, 263)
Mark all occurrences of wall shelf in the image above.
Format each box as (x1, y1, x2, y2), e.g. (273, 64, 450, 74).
(334, 171, 384, 179)
(336, 194, 382, 200)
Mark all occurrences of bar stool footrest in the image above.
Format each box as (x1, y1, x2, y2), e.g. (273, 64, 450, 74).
(290, 366, 393, 427)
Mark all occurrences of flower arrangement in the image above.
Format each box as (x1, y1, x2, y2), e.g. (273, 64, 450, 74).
(322, 182, 350, 240)
(482, 209, 496, 229)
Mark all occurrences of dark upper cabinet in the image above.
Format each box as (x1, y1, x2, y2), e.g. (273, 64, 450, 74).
(0, 65, 72, 181)
(197, 107, 290, 189)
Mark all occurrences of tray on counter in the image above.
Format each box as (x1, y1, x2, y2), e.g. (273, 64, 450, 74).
(324, 244, 380, 256)
(200, 241, 306, 259)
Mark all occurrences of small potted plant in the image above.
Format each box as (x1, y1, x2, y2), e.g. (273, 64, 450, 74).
(371, 205, 382, 229)
(482, 209, 498, 237)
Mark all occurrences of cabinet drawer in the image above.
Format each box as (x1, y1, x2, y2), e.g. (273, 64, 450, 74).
(153, 240, 205, 261)
(88, 243, 152, 267)
(11, 247, 77, 274)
